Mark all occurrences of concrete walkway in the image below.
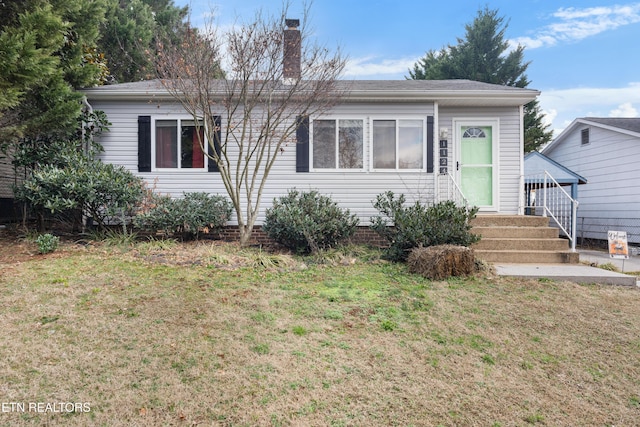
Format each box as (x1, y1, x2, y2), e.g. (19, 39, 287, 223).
(494, 249, 640, 287)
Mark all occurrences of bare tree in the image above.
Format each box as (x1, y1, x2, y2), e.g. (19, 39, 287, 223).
(156, 4, 347, 246)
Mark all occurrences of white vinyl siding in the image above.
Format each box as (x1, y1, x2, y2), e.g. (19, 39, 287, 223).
(92, 99, 524, 223)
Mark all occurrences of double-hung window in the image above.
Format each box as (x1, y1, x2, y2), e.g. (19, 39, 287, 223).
(154, 118, 206, 169)
(372, 119, 424, 170)
(312, 119, 364, 170)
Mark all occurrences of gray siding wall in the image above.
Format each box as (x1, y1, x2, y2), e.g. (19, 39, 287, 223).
(545, 125, 640, 243)
(93, 100, 523, 224)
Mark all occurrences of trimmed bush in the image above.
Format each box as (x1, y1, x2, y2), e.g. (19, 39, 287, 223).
(370, 191, 480, 262)
(263, 189, 359, 253)
(16, 155, 145, 231)
(134, 192, 232, 240)
(407, 245, 475, 279)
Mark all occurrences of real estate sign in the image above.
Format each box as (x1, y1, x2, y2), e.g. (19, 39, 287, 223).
(608, 230, 629, 259)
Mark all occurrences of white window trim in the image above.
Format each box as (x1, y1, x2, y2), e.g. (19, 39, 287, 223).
(151, 116, 208, 172)
(369, 116, 428, 173)
(309, 116, 367, 172)
(453, 118, 500, 211)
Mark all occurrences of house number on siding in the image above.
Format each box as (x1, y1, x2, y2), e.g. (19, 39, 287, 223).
(439, 139, 448, 174)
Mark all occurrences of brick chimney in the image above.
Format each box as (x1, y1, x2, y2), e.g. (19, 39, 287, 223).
(283, 19, 301, 79)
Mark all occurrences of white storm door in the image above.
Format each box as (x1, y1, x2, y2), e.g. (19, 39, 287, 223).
(456, 121, 498, 210)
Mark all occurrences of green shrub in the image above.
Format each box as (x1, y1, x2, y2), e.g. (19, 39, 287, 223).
(35, 233, 60, 254)
(263, 189, 359, 253)
(370, 191, 480, 262)
(134, 192, 232, 240)
(16, 154, 145, 231)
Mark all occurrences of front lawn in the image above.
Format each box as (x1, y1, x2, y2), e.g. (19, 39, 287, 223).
(1, 237, 639, 426)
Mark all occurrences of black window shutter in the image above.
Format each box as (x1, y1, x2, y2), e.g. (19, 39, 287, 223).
(138, 116, 151, 172)
(208, 115, 222, 172)
(426, 116, 434, 173)
(295, 115, 309, 172)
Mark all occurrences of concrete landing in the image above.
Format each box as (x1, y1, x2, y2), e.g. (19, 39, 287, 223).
(494, 248, 640, 287)
(578, 249, 640, 273)
(494, 263, 638, 286)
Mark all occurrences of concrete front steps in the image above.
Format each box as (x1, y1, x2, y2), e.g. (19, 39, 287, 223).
(471, 215, 579, 264)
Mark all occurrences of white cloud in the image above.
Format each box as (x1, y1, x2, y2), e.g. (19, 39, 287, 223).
(539, 82, 640, 135)
(510, 3, 640, 49)
(344, 56, 418, 78)
(541, 108, 557, 129)
(609, 102, 638, 117)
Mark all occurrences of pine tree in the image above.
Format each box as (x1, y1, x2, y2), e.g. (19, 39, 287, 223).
(1, 1, 108, 136)
(0, 0, 108, 161)
(409, 7, 552, 152)
(97, 0, 193, 83)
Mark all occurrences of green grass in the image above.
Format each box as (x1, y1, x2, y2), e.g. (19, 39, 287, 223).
(1, 239, 639, 426)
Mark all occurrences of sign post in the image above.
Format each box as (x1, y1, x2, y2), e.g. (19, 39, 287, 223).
(608, 230, 629, 272)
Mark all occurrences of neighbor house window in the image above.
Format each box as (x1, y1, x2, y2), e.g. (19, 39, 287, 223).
(155, 119, 205, 169)
(372, 119, 424, 170)
(312, 119, 364, 169)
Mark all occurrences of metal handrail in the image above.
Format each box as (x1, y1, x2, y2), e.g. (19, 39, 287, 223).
(441, 172, 469, 209)
(523, 171, 578, 251)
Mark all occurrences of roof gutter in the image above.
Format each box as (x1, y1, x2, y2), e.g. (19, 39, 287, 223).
(345, 89, 539, 105)
(82, 85, 540, 106)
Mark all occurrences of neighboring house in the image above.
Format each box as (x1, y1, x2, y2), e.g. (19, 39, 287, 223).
(542, 117, 640, 244)
(0, 152, 20, 222)
(82, 25, 538, 226)
(524, 151, 587, 201)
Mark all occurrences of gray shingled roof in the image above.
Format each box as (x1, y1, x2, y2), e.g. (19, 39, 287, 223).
(343, 79, 532, 92)
(83, 79, 538, 107)
(583, 117, 640, 134)
(85, 78, 534, 93)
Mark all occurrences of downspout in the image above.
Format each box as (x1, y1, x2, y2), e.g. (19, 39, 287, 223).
(518, 104, 524, 215)
(434, 102, 439, 203)
(81, 96, 94, 155)
(80, 96, 94, 233)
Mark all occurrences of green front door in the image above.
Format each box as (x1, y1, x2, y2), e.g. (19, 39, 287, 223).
(460, 125, 494, 208)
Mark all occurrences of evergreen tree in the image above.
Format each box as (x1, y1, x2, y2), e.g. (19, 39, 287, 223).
(97, 0, 192, 83)
(0, 0, 107, 150)
(409, 7, 552, 152)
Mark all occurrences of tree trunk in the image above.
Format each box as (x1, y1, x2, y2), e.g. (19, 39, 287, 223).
(239, 224, 252, 246)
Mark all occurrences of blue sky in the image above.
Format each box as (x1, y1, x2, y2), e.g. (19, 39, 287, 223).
(177, 1, 640, 137)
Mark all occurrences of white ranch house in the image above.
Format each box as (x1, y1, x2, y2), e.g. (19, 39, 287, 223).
(83, 78, 539, 226)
